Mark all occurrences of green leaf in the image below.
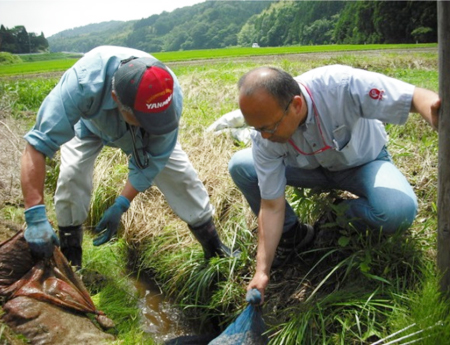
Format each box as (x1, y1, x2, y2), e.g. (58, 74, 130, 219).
(338, 236, 350, 247)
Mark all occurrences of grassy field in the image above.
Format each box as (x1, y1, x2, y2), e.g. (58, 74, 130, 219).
(0, 43, 437, 76)
(0, 46, 449, 344)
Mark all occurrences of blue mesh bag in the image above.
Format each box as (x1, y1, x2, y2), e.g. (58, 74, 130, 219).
(208, 289, 269, 345)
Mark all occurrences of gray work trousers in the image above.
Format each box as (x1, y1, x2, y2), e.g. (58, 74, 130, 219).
(54, 135, 214, 228)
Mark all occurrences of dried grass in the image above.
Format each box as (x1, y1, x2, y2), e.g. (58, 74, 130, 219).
(0, 119, 26, 208)
(90, 127, 256, 250)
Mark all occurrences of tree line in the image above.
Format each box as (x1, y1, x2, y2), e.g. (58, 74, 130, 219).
(0, 25, 49, 54)
(3, 1, 437, 55)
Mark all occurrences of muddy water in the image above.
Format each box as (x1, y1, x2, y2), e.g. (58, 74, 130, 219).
(133, 275, 198, 344)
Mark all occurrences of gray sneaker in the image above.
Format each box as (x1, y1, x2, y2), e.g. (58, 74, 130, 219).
(272, 222, 315, 269)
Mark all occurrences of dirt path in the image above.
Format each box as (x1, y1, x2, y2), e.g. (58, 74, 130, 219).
(169, 47, 438, 66)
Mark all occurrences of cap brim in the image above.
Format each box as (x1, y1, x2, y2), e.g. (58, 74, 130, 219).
(134, 98, 179, 135)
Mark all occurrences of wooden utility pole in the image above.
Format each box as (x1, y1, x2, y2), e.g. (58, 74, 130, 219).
(437, 1, 450, 294)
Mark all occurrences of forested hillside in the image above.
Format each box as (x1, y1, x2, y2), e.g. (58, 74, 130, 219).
(47, 21, 136, 53)
(48, 1, 272, 53)
(46, 0, 437, 53)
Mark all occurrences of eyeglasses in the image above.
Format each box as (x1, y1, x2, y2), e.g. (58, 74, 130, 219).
(253, 98, 293, 135)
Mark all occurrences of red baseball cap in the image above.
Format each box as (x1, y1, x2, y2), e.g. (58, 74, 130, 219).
(113, 57, 178, 134)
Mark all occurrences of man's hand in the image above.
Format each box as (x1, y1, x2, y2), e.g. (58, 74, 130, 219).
(411, 87, 440, 131)
(430, 98, 441, 131)
(247, 270, 270, 305)
(24, 205, 60, 258)
(93, 195, 130, 246)
(246, 288, 263, 305)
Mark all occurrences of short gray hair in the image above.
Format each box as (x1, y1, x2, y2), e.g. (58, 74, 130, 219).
(238, 67, 301, 109)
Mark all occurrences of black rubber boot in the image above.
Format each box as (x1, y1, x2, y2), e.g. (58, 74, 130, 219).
(188, 218, 239, 260)
(58, 225, 83, 270)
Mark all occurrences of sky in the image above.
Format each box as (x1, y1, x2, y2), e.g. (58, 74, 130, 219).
(0, 0, 206, 37)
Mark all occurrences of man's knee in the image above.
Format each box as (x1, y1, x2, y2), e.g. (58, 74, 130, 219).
(383, 198, 417, 234)
(344, 194, 417, 234)
(370, 196, 417, 234)
(228, 149, 255, 183)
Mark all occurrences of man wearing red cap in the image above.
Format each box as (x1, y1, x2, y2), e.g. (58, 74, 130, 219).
(20, 45, 235, 269)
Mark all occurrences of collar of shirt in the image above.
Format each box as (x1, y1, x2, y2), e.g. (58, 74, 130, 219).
(298, 82, 315, 128)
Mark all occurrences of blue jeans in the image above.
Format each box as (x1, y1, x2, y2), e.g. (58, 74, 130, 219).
(228, 147, 418, 234)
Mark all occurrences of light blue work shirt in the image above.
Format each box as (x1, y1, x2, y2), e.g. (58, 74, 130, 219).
(252, 64, 415, 200)
(24, 46, 183, 192)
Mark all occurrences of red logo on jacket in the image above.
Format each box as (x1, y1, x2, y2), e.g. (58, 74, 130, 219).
(369, 88, 384, 100)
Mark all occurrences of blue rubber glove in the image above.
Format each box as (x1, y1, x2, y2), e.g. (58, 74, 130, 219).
(93, 195, 130, 246)
(24, 205, 60, 258)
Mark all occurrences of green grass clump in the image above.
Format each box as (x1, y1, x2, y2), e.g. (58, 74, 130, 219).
(0, 78, 58, 120)
(0, 52, 22, 65)
(384, 263, 450, 345)
(82, 238, 154, 344)
(263, 224, 429, 344)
